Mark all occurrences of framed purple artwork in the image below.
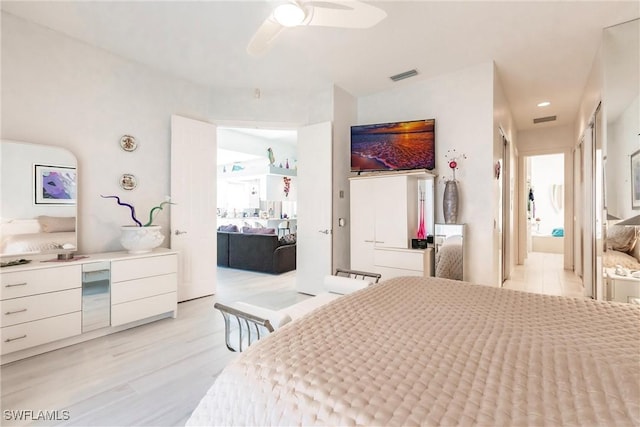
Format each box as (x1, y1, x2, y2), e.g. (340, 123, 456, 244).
(34, 164, 77, 205)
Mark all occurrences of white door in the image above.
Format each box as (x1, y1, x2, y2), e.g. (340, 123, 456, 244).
(170, 115, 217, 302)
(574, 144, 583, 278)
(350, 178, 376, 272)
(374, 175, 409, 249)
(296, 121, 333, 295)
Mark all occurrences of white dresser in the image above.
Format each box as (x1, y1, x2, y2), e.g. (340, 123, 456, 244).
(350, 171, 435, 279)
(373, 247, 434, 280)
(604, 267, 640, 304)
(1, 249, 178, 363)
(1, 264, 82, 355)
(111, 254, 178, 326)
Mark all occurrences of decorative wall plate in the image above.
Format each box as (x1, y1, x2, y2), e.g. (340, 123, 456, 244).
(120, 173, 137, 190)
(120, 135, 138, 152)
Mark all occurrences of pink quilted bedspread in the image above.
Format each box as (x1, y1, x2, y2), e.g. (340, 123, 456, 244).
(187, 276, 640, 426)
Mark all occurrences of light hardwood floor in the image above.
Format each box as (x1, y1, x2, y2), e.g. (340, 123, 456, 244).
(0, 268, 299, 427)
(503, 251, 584, 297)
(1, 257, 582, 426)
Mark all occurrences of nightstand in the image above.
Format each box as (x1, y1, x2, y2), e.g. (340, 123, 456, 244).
(604, 268, 640, 304)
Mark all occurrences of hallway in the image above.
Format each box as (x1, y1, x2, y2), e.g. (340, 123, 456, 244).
(503, 251, 583, 298)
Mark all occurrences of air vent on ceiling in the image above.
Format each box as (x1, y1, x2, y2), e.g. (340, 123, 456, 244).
(533, 115, 557, 124)
(390, 69, 418, 82)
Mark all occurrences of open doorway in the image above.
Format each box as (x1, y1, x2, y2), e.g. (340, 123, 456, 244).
(216, 127, 298, 231)
(215, 127, 302, 305)
(526, 153, 565, 255)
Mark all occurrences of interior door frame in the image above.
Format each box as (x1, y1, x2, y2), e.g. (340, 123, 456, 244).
(500, 131, 510, 285)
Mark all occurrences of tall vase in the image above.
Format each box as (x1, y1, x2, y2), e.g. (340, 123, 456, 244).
(443, 180, 459, 224)
(417, 189, 426, 239)
(417, 200, 426, 239)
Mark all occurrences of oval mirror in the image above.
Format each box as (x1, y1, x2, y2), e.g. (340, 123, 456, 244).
(1, 140, 78, 258)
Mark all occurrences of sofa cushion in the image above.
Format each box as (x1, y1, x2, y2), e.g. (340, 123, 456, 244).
(242, 226, 276, 234)
(217, 232, 230, 267)
(218, 224, 239, 232)
(229, 232, 280, 272)
(279, 233, 297, 246)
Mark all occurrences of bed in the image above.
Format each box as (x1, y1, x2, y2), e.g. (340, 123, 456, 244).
(187, 276, 640, 426)
(0, 217, 76, 255)
(603, 224, 640, 270)
(435, 235, 463, 280)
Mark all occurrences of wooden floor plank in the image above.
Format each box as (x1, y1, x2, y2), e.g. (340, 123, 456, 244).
(1, 267, 296, 426)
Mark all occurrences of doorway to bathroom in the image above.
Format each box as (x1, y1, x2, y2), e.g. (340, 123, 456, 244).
(526, 153, 565, 255)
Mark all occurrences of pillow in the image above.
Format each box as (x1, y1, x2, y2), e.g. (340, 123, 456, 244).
(606, 225, 638, 253)
(324, 274, 371, 294)
(37, 216, 75, 233)
(603, 249, 640, 269)
(279, 233, 297, 245)
(217, 224, 239, 232)
(242, 227, 276, 234)
(442, 235, 462, 246)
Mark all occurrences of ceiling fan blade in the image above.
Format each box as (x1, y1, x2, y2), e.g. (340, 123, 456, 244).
(247, 16, 285, 56)
(306, 0, 387, 29)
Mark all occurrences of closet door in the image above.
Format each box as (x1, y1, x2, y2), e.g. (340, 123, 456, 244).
(350, 178, 376, 272)
(374, 175, 410, 249)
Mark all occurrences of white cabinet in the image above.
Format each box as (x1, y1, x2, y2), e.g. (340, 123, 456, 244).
(373, 247, 434, 280)
(1, 264, 82, 355)
(604, 268, 640, 304)
(350, 172, 435, 278)
(111, 253, 178, 326)
(0, 249, 178, 363)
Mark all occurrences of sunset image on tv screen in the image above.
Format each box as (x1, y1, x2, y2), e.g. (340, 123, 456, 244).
(351, 119, 435, 172)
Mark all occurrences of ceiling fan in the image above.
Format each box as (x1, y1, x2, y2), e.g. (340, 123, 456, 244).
(247, 0, 387, 56)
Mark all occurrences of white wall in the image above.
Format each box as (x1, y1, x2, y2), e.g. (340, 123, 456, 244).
(332, 86, 357, 271)
(217, 128, 297, 168)
(493, 64, 518, 283)
(575, 43, 603, 144)
(1, 12, 324, 254)
(357, 62, 496, 285)
(606, 95, 640, 220)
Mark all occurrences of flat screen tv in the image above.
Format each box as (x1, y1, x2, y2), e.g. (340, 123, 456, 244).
(350, 119, 435, 172)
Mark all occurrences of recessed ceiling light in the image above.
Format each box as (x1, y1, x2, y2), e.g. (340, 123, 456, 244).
(537, 101, 551, 107)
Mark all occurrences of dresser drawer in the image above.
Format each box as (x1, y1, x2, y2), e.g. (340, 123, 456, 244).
(111, 254, 178, 283)
(1, 288, 81, 327)
(0, 265, 81, 300)
(374, 249, 424, 271)
(111, 273, 177, 305)
(1, 312, 81, 355)
(111, 292, 176, 326)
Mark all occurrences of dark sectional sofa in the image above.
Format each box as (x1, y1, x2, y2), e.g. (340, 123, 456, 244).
(217, 231, 296, 274)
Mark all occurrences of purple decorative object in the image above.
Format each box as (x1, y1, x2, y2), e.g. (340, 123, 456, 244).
(101, 195, 142, 226)
(101, 195, 174, 227)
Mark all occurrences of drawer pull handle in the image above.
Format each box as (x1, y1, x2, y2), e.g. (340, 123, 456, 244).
(5, 308, 27, 315)
(5, 282, 27, 288)
(5, 334, 27, 343)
